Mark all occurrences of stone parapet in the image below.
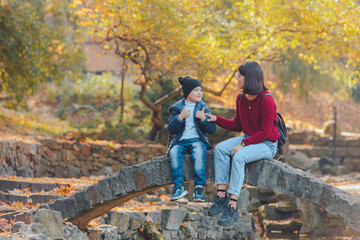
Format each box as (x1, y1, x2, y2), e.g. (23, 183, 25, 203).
(0, 137, 166, 178)
(38, 138, 166, 178)
(0, 140, 42, 177)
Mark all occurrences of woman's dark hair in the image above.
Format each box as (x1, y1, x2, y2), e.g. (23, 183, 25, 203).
(238, 61, 267, 94)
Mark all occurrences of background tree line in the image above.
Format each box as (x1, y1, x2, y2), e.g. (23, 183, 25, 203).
(0, 0, 359, 142)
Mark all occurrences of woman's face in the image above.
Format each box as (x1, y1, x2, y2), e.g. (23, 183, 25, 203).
(235, 71, 245, 89)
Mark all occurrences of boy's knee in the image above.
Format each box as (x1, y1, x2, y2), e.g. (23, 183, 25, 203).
(169, 146, 179, 157)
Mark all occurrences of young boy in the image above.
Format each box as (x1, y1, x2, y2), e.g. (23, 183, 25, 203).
(167, 76, 216, 202)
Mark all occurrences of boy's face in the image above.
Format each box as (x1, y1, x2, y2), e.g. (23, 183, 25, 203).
(186, 86, 203, 103)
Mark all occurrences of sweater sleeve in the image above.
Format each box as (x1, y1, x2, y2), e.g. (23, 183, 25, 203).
(243, 95, 276, 145)
(215, 94, 243, 132)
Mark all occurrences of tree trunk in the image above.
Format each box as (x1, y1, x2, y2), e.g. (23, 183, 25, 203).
(148, 106, 163, 140)
(149, 124, 162, 141)
(119, 59, 127, 123)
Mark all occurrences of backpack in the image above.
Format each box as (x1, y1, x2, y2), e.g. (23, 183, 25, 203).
(237, 93, 289, 159)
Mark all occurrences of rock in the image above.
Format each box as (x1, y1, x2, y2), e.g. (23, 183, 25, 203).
(14, 233, 49, 240)
(322, 165, 350, 176)
(296, 198, 327, 235)
(54, 166, 67, 178)
(147, 211, 162, 224)
(11, 221, 26, 233)
(128, 212, 146, 231)
(96, 166, 113, 176)
(184, 212, 198, 221)
(222, 229, 235, 240)
(106, 211, 130, 233)
(183, 222, 196, 238)
(238, 188, 250, 210)
(161, 208, 187, 230)
(244, 185, 260, 199)
(80, 143, 92, 156)
(63, 224, 89, 240)
(88, 229, 101, 240)
(68, 166, 83, 178)
(247, 199, 261, 212)
(95, 225, 118, 240)
(200, 216, 210, 228)
(258, 189, 277, 204)
(30, 223, 46, 234)
(47, 196, 78, 219)
(41, 139, 63, 150)
(207, 229, 218, 239)
(276, 200, 298, 212)
(14, 210, 35, 224)
(34, 209, 63, 239)
(283, 150, 315, 171)
(121, 230, 137, 239)
(161, 230, 172, 240)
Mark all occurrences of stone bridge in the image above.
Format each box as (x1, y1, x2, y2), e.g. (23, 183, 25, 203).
(41, 151, 360, 232)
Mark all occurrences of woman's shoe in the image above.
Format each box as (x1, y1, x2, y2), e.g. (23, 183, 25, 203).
(208, 195, 230, 216)
(217, 205, 240, 226)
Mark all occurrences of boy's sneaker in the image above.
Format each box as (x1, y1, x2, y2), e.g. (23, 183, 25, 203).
(208, 195, 230, 216)
(193, 186, 205, 202)
(217, 205, 240, 226)
(170, 186, 188, 201)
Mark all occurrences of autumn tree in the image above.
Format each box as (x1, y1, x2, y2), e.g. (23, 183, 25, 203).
(72, 0, 360, 140)
(0, 0, 82, 102)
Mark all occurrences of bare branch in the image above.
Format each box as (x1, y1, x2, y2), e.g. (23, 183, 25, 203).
(139, 82, 155, 110)
(155, 86, 182, 106)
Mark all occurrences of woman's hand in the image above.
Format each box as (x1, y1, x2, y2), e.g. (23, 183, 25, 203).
(196, 107, 206, 121)
(231, 143, 244, 157)
(204, 113, 217, 122)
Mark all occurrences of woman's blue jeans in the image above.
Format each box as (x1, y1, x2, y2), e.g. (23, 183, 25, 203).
(214, 134, 278, 196)
(169, 138, 207, 190)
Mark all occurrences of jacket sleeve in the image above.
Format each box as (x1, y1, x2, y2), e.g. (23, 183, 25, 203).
(167, 108, 185, 134)
(197, 104, 216, 134)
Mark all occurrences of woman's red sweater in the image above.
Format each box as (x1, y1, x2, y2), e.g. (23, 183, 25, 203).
(215, 90, 280, 145)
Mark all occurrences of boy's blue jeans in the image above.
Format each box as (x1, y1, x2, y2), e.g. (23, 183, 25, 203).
(169, 138, 207, 190)
(214, 135, 278, 196)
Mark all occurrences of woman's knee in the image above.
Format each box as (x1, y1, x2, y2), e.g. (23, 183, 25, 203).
(232, 155, 247, 167)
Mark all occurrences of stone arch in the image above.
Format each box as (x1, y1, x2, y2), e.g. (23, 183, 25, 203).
(42, 151, 360, 232)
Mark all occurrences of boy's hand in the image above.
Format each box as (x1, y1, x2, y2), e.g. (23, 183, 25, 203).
(178, 106, 190, 121)
(196, 107, 206, 121)
(204, 113, 217, 122)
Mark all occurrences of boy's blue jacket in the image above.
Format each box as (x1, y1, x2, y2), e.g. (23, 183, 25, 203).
(166, 99, 216, 154)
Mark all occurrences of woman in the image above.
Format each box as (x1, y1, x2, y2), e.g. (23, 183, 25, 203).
(205, 61, 280, 226)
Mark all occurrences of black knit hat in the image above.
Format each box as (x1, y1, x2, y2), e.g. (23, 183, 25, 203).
(178, 76, 202, 99)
